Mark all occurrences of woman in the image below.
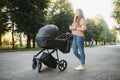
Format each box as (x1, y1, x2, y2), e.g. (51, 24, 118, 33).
(69, 9, 86, 70)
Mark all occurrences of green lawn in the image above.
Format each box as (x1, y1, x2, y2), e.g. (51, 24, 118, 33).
(0, 45, 41, 51)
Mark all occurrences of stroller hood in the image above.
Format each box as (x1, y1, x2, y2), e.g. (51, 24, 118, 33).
(36, 24, 58, 39)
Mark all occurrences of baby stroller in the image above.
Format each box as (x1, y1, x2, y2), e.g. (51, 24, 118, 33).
(32, 24, 72, 73)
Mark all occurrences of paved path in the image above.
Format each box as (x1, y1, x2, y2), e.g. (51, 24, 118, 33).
(0, 45, 120, 80)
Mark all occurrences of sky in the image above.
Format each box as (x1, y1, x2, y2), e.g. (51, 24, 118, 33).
(70, 0, 116, 29)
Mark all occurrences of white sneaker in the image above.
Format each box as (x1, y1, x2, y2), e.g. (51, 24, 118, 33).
(75, 65, 85, 71)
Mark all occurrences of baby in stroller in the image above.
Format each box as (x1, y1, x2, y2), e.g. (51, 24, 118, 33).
(32, 24, 72, 73)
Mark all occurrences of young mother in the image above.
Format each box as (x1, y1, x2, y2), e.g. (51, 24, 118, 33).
(69, 9, 86, 70)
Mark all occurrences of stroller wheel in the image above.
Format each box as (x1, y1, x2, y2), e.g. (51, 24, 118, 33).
(38, 61, 42, 73)
(58, 60, 67, 71)
(32, 60, 37, 69)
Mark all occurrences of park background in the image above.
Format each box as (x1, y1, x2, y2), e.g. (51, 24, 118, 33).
(0, 0, 120, 50)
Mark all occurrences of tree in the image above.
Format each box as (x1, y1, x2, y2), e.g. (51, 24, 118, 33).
(85, 18, 95, 45)
(0, 11, 8, 45)
(0, 0, 8, 45)
(85, 15, 110, 46)
(110, 26, 117, 44)
(112, 0, 120, 24)
(94, 15, 109, 45)
(4, 0, 50, 48)
(15, 0, 50, 48)
(47, 0, 74, 35)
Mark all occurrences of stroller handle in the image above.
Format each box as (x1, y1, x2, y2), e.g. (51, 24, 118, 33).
(56, 32, 72, 40)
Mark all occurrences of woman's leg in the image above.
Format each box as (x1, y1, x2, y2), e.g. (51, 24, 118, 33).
(77, 36, 85, 65)
(72, 36, 81, 61)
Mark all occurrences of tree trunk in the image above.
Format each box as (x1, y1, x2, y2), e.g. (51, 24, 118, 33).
(12, 22, 15, 49)
(12, 30, 15, 49)
(26, 35, 31, 48)
(95, 40, 98, 46)
(19, 32, 23, 47)
(0, 34, 2, 45)
(32, 36, 36, 48)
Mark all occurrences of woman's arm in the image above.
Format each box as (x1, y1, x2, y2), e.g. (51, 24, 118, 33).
(73, 15, 78, 24)
(69, 16, 77, 30)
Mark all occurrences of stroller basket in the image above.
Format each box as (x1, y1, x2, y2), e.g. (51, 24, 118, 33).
(40, 52, 57, 68)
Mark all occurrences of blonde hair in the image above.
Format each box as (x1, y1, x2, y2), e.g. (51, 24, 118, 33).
(77, 9, 84, 18)
(73, 9, 85, 26)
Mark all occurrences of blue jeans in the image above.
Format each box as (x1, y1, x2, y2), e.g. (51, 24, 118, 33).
(72, 35, 85, 64)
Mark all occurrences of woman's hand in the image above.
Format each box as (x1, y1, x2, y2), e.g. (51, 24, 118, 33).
(69, 25, 72, 30)
(66, 32, 70, 35)
(74, 15, 78, 20)
(69, 25, 76, 30)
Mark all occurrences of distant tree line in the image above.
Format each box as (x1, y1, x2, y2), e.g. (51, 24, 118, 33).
(85, 15, 117, 46)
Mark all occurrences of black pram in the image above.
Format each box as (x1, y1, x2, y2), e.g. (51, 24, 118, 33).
(32, 24, 72, 73)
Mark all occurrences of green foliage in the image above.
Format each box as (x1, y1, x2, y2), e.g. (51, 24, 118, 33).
(112, 0, 120, 24)
(47, 0, 74, 34)
(95, 16, 109, 41)
(110, 26, 118, 43)
(0, 10, 8, 45)
(85, 18, 95, 42)
(85, 15, 117, 45)
(0, 11, 8, 34)
(3, 0, 50, 48)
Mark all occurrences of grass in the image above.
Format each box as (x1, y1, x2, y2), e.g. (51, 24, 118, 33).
(0, 44, 41, 52)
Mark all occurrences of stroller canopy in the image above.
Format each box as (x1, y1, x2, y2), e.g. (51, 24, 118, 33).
(36, 24, 58, 39)
(35, 24, 70, 53)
